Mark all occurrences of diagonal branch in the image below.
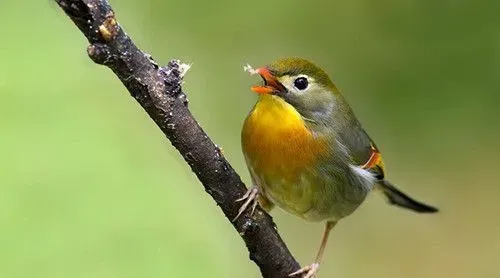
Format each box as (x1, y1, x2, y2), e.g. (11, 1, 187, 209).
(55, 0, 301, 277)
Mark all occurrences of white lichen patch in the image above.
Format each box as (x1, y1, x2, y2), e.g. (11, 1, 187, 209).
(243, 64, 258, 75)
(178, 62, 192, 79)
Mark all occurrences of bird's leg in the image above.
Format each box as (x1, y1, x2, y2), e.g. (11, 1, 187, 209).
(289, 221, 337, 278)
(232, 186, 259, 221)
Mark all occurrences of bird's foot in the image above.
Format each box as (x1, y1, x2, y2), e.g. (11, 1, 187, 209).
(289, 262, 320, 278)
(232, 186, 259, 221)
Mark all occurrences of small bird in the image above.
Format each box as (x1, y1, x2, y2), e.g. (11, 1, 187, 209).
(236, 58, 438, 278)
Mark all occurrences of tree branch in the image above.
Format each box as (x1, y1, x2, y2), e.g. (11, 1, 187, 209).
(55, 0, 301, 277)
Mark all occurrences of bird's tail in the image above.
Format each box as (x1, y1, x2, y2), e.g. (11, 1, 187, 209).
(376, 180, 438, 213)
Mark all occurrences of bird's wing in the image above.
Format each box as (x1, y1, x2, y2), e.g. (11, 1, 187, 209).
(338, 125, 386, 179)
(339, 124, 438, 213)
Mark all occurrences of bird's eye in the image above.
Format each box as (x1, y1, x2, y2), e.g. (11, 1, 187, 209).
(293, 77, 309, 90)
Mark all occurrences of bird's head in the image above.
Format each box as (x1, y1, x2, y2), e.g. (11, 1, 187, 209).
(247, 57, 341, 122)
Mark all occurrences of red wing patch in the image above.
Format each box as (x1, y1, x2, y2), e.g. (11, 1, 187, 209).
(360, 144, 385, 178)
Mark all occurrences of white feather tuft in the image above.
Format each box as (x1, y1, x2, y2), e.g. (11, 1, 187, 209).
(243, 64, 259, 75)
(349, 165, 377, 191)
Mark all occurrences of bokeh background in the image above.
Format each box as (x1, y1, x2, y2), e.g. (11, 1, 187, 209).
(1, 0, 499, 277)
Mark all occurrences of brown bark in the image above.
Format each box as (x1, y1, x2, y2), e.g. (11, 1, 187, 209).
(55, 1, 301, 277)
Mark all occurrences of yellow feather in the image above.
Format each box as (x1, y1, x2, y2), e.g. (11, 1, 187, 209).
(242, 95, 327, 183)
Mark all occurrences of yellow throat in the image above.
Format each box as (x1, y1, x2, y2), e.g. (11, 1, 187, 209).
(241, 94, 327, 182)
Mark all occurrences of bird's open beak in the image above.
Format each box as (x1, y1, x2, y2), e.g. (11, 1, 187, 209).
(251, 68, 286, 94)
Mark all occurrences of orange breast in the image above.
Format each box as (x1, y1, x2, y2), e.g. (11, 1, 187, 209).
(242, 95, 327, 182)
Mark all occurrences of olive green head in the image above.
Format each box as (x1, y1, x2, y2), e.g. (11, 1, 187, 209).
(250, 57, 344, 123)
(265, 57, 338, 92)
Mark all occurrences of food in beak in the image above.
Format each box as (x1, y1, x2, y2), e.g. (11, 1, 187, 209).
(244, 64, 285, 94)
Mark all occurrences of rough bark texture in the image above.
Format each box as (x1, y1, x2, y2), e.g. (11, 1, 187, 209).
(55, 0, 301, 277)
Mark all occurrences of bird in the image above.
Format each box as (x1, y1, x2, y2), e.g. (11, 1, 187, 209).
(235, 57, 438, 278)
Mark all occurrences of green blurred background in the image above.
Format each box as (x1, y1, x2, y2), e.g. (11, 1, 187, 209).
(1, 0, 499, 277)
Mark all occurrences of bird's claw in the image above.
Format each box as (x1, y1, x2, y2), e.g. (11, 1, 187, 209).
(233, 186, 259, 221)
(289, 262, 320, 278)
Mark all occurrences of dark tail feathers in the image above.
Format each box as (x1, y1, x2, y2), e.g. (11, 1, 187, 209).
(377, 180, 438, 213)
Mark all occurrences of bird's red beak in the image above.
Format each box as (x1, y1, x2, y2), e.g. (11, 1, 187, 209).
(251, 67, 285, 94)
